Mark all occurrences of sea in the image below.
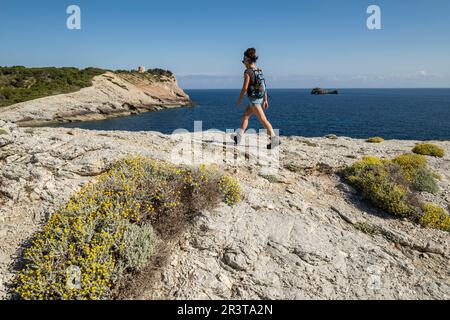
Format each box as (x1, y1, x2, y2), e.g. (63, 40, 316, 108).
(53, 89, 450, 140)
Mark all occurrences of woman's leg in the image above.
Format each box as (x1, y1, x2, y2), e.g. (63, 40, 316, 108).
(239, 105, 253, 135)
(234, 105, 253, 144)
(251, 105, 276, 137)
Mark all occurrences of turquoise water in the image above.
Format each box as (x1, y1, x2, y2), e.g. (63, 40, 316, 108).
(54, 89, 450, 140)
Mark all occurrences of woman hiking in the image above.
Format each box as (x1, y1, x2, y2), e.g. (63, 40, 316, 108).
(235, 48, 280, 149)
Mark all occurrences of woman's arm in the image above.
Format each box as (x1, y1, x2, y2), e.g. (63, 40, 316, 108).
(236, 73, 250, 107)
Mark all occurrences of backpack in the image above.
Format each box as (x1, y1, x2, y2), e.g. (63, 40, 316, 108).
(247, 68, 267, 99)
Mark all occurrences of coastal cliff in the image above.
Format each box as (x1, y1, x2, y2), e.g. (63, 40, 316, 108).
(0, 71, 191, 126)
(0, 121, 449, 299)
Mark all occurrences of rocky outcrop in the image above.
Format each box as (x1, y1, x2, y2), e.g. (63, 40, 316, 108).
(311, 88, 339, 95)
(0, 72, 191, 126)
(0, 121, 449, 299)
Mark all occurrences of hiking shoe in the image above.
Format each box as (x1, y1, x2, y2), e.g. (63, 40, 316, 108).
(267, 136, 280, 149)
(233, 133, 242, 145)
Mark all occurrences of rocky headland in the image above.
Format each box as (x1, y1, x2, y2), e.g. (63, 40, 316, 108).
(0, 71, 191, 126)
(0, 119, 449, 299)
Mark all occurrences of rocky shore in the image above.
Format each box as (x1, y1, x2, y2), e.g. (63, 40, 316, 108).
(0, 71, 191, 126)
(0, 120, 449, 299)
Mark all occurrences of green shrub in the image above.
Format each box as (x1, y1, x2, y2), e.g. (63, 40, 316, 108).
(115, 68, 174, 84)
(0, 128, 7, 135)
(14, 157, 240, 300)
(358, 164, 415, 217)
(393, 153, 427, 182)
(343, 156, 384, 186)
(284, 163, 303, 173)
(355, 222, 378, 235)
(366, 137, 384, 143)
(299, 139, 318, 147)
(419, 203, 450, 232)
(343, 153, 443, 224)
(412, 167, 439, 194)
(113, 222, 158, 280)
(0, 67, 106, 107)
(259, 174, 279, 183)
(412, 143, 445, 158)
(146, 68, 173, 77)
(391, 153, 438, 194)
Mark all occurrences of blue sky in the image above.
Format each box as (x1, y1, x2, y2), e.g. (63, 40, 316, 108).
(1, 0, 449, 88)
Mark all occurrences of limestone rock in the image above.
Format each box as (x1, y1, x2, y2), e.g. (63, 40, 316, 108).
(1, 126, 449, 300)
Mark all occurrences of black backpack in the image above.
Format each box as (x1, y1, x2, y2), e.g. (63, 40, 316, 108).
(247, 68, 267, 99)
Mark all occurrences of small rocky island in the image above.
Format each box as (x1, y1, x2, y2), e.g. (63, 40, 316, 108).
(311, 88, 339, 95)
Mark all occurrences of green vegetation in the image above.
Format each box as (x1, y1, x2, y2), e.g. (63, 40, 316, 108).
(0, 129, 7, 135)
(14, 157, 240, 300)
(146, 68, 173, 78)
(284, 163, 303, 173)
(0, 66, 106, 107)
(345, 157, 414, 217)
(366, 137, 384, 143)
(0, 66, 179, 107)
(411, 167, 439, 194)
(259, 174, 279, 183)
(115, 68, 174, 83)
(412, 143, 445, 158)
(355, 222, 378, 235)
(392, 153, 427, 182)
(344, 155, 448, 232)
(299, 139, 318, 147)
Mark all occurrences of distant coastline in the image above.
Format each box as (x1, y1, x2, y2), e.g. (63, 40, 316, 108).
(0, 67, 191, 126)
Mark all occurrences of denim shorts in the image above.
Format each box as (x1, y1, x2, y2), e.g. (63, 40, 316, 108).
(249, 97, 264, 106)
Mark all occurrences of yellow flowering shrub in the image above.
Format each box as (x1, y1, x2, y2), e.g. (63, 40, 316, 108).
(366, 137, 385, 143)
(344, 156, 384, 187)
(343, 153, 442, 225)
(412, 143, 445, 158)
(393, 153, 427, 182)
(419, 203, 450, 232)
(356, 164, 415, 217)
(14, 156, 241, 300)
(219, 174, 242, 206)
